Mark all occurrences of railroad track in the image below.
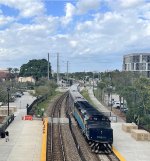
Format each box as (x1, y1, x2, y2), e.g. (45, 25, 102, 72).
(46, 92, 119, 161)
(47, 92, 68, 161)
(65, 96, 100, 161)
(98, 153, 120, 161)
(65, 95, 120, 161)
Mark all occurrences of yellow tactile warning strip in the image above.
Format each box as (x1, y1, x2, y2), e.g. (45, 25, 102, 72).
(40, 118, 48, 161)
(112, 146, 126, 161)
(40, 118, 125, 161)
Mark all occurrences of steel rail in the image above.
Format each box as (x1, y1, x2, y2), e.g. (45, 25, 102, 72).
(47, 92, 68, 161)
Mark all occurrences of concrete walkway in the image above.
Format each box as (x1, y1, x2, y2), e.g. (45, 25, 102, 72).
(0, 92, 43, 161)
(87, 86, 150, 161)
(87, 87, 124, 122)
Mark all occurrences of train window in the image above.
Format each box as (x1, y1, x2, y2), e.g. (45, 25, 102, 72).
(74, 103, 80, 108)
(81, 109, 86, 114)
(101, 121, 110, 127)
(91, 116, 105, 121)
(93, 117, 98, 121)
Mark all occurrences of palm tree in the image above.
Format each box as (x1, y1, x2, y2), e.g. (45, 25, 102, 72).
(7, 68, 12, 74)
(13, 68, 19, 78)
(97, 81, 106, 101)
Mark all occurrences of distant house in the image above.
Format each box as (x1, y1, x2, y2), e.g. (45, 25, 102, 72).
(18, 76, 35, 83)
(0, 69, 9, 73)
(0, 69, 11, 81)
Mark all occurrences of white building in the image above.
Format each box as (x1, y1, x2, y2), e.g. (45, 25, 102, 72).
(18, 76, 35, 83)
(123, 53, 150, 77)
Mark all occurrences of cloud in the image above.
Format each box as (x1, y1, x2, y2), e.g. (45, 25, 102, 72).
(0, 15, 14, 26)
(0, 0, 150, 72)
(0, 15, 60, 67)
(120, 0, 143, 8)
(61, 3, 75, 25)
(69, 40, 78, 48)
(0, 0, 45, 18)
(76, 0, 101, 14)
(33, 15, 60, 34)
(70, 4, 150, 59)
(62, 0, 101, 24)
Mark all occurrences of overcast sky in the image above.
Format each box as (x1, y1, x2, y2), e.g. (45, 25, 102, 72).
(0, 0, 150, 72)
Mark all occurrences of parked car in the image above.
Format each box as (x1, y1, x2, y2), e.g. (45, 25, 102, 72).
(14, 92, 22, 98)
(108, 99, 115, 106)
(10, 95, 16, 102)
(112, 101, 124, 109)
(120, 106, 128, 113)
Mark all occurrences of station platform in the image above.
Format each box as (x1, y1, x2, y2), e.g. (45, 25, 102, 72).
(87, 87, 150, 161)
(0, 92, 43, 161)
(112, 123, 150, 161)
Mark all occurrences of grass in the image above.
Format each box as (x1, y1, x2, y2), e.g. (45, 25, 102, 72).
(34, 91, 61, 117)
(80, 89, 96, 107)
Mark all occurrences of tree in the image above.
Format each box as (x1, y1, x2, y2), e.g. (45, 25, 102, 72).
(97, 81, 106, 101)
(35, 79, 57, 96)
(134, 78, 150, 115)
(6, 67, 15, 80)
(7, 68, 12, 74)
(13, 68, 19, 74)
(19, 59, 51, 80)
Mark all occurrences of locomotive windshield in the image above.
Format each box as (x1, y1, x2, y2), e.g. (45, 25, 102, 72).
(88, 115, 110, 121)
(87, 120, 110, 128)
(86, 115, 111, 127)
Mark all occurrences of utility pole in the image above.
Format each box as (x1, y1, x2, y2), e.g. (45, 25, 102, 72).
(7, 88, 10, 116)
(93, 72, 94, 94)
(109, 73, 113, 111)
(84, 70, 85, 86)
(67, 61, 69, 86)
(48, 53, 49, 80)
(57, 53, 59, 85)
(98, 72, 101, 81)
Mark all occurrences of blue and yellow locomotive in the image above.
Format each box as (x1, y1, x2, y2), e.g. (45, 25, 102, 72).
(69, 84, 113, 152)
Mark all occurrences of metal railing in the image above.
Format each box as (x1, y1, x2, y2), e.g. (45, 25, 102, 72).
(0, 114, 14, 137)
(27, 94, 48, 115)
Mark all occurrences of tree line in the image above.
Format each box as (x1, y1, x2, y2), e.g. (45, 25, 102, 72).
(96, 71, 150, 131)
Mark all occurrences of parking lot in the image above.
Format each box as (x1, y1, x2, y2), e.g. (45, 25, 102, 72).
(10, 92, 35, 109)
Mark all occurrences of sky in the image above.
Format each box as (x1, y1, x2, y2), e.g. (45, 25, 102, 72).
(0, 0, 150, 73)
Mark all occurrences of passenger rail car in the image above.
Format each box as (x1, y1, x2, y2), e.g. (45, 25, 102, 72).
(69, 84, 113, 152)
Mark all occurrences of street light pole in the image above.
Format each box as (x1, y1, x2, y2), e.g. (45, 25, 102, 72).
(110, 89, 112, 111)
(48, 53, 50, 80)
(93, 72, 94, 94)
(7, 88, 10, 116)
(67, 61, 69, 86)
(109, 73, 113, 111)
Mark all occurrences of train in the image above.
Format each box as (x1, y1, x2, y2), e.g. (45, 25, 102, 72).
(69, 84, 113, 153)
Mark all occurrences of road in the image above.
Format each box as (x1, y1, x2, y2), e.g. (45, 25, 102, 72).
(9, 92, 36, 117)
(10, 92, 36, 109)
